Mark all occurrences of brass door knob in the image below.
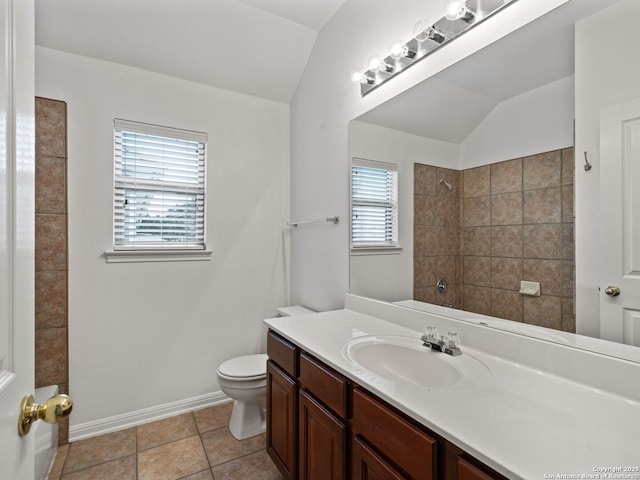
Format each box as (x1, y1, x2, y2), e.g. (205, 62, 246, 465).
(18, 393, 73, 436)
(604, 285, 621, 297)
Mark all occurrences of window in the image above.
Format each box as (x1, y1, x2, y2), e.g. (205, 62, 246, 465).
(113, 119, 207, 253)
(351, 158, 399, 250)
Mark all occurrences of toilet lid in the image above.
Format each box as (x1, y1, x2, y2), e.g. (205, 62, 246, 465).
(218, 354, 268, 378)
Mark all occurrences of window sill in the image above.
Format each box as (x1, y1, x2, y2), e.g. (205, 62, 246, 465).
(350, 246, 403, 256)
(105, 249, 213, 263)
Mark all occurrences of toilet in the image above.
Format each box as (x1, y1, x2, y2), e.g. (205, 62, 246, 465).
(216, 305, 314, 440)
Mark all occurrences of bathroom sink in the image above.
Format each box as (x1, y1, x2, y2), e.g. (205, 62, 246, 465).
(341, 334, 491, 389)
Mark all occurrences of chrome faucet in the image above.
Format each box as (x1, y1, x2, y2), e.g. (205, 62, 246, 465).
(420, 326, 462, 356)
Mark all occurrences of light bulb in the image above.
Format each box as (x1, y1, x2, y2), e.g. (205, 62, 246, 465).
(368, 55, 382, 72)
(444, 0, 475, 22)
(389, 40, 405, 60)
(351, 72, 363, 83)
(413, 19, 431, 42)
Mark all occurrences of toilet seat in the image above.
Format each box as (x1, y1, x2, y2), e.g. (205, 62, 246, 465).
(217, 353, 267, 381)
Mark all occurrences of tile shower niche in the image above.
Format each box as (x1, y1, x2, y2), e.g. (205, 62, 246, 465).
(414, 148, 575, 333)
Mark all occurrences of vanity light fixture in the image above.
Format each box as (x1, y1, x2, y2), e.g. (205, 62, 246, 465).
(352, 0, 519, 96)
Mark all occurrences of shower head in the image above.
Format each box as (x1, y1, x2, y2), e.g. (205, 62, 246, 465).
(439, 178, 453, 191)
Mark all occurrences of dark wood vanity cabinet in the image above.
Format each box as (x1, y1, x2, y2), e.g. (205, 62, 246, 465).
(266, 329, 506, 480)
(266, 332, 298, 480)
(352, 387, 437, 479)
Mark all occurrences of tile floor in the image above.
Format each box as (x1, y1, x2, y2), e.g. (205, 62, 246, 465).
(48, 402, 285, 480)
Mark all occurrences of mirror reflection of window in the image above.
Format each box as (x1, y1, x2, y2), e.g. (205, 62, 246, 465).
(351, 158, 398, 250)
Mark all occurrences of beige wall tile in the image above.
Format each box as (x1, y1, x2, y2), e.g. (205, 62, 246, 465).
(491, 289, 523, 322)
(463, 227, 491, 256)
(523, 296, 562, 329)
(463, 256, 491, 286)
(414, 256, 437, 288)
(491, 225, 523, 258)
(562, 260, 575, 298)
(523, 224, 562, 259)
(491, 158, 522, 194)
(463, 196, 491, 227)
(437, 255, 458, 284)
(35, 97, 67, 158)
(561, 147, 575, 186)
(522, 259, 562, 296)
(415, 163, 436, 195)
(414, 226, 437, 256)
(436, 226, 459, 256)
(523, 187, 561, 224)
(414, 286, 437, 303)
(35, 156, 66, 214)
(491, 257, 522, 291)
(523, 150, 561, 190)
(435, 196, 458, 227)
(562, 297, 576, 333)
(35, 327, 67, 387)
(491, 192, 523, 226)
(562, 224, 574, 260)
(35, 271, 66, 323)
(35, 214, 67, 271)
(561, 185, 574, 223)
(463, 165, 490, 197)
(462, 285, 491, 315)
(414, 195, 436, 226)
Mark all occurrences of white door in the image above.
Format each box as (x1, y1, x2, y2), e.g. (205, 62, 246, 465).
(0, 0, 36, 479)
(600, 97, 640, 346)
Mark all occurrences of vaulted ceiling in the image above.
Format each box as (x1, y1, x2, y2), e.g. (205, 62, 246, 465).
(35, 0, 347, 103)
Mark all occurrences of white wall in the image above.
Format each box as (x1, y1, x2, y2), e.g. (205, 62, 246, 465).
(348, 121, 458, 301)
(35, 47, 290, 438)
(290, 0, 571, 311)
(460, 76, 575, 169)
(575, 0, 640, 337)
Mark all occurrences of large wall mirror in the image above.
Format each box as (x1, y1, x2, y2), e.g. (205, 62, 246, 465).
(349, 0, 640, 361)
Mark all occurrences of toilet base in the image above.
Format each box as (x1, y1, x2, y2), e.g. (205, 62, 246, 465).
(228, 398, 266, 440)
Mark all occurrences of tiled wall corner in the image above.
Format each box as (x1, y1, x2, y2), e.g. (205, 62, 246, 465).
(414, 165, 461, 308)
(35, 97, 69, 445)
(414, 147, 576, 334)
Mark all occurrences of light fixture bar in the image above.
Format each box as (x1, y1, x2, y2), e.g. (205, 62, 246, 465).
(357, 0, 519, 96)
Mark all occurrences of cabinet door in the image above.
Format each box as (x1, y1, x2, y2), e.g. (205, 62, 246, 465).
(352, 436, 406, 480)
(299, 389, 346, 480)
(458, 457, 503, 480)
(267, 361, 297, 480)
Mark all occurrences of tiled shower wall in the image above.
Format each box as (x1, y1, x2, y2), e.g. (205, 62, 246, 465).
(35, 97, 69, 444)
(414, 165, 462, 308)
(414, 148, 575, 333)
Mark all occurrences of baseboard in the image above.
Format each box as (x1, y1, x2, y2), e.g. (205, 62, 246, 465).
(69, 391, 231, 442)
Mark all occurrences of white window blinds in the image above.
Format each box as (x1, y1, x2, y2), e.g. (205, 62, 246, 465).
(351, 158, 398, 248)
(113, 119, 207, 250)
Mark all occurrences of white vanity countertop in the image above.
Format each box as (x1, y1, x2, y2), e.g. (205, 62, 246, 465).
(264, 308, 640, 480)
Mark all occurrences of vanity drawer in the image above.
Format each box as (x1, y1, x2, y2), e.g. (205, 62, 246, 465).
(298, 351, 348, 419)
(351, 388, 437, 479)
(457, 456, 505, 480)
(267, 330, 297, 377)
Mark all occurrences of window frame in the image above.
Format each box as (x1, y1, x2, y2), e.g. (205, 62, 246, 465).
(350, 157, 401, 254)
(106, 119, 212, 263)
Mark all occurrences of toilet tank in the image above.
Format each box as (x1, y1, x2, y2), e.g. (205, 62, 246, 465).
(276, 305, 314, 317)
